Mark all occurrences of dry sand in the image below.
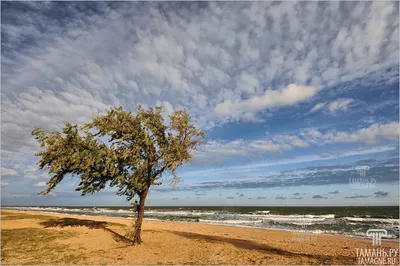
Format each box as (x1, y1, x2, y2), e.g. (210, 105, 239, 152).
(1, 210, 399, 265)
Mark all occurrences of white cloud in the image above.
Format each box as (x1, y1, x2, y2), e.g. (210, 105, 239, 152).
(215, 84, 318, 121)
(307, 98, 355, 115)
(34, 181, 47, 187)
(194, 122, 399, 165)
(308, 103, 326, 114)
(20, 165, 41, 180)
(236, 72, 261, 95)
(303, 122, 399, 145)
(273, 135, 310, 148)
(9, 194, 31, 198)
(241, 112, 265, 123)
(1, 1, 398, 167)
(193, 140, 250, 164)
(249, 140, 292, 153)
(1, 167, 19, 176)
(327, 98, 354, 114)
(185, 145, 396, 178)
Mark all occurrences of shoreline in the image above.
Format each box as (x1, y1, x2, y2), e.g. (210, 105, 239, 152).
(2, 208, 398, 244)
(2, 209, 399, 265)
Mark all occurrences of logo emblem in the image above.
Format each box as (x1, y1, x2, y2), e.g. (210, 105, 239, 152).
(355, 165, 370, 177)
(366, 229, 387, 246)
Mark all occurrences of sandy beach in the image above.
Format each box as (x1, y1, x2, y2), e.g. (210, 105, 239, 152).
(1, 209, 398, 265)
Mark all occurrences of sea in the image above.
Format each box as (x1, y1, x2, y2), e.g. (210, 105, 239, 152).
(4, 206, 399, 240)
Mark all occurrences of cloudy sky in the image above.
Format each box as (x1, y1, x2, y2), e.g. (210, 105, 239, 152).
(1, 1, 399, 206)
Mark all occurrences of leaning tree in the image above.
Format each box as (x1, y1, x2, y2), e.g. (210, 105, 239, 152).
(32, 106, 204, 244)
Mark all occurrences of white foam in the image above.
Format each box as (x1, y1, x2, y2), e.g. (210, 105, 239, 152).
(199, 219, 263, 225)
(254, 210, 270, 214)
(344, 217, 399, 224)
(145, 210, 215, 216)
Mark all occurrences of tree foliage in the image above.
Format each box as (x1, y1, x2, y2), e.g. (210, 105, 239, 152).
(32, 106, 204, 244)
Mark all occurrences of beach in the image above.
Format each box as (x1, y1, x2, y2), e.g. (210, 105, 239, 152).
(1, 210, 398, 265)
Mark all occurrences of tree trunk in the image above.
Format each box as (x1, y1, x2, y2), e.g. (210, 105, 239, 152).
(132, 189, 148, 245)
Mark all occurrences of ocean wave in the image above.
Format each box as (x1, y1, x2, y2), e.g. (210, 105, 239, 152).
(343, 217, 399, 224)
(240, 214, 335, 225)
(199, 219, 263, 224)
(5, 206, 87, 213)
(4, 206, 398, 239)
(254, 210, 270, 214)
(145, 210, 216, 216)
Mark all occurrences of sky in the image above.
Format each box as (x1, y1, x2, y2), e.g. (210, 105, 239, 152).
(1, 1, 399, 206)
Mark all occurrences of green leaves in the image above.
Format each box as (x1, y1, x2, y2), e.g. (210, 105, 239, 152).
(32, 105, 204, 201)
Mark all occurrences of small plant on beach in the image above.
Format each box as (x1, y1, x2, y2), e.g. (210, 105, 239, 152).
(32, 106, 204, 245)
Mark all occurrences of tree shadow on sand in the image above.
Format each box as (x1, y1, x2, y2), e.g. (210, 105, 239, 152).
(168, 231, 354, 265)
(40, 218, 132, 244)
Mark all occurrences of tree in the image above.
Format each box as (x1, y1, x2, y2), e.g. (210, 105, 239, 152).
(32, 106, 204, 244)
